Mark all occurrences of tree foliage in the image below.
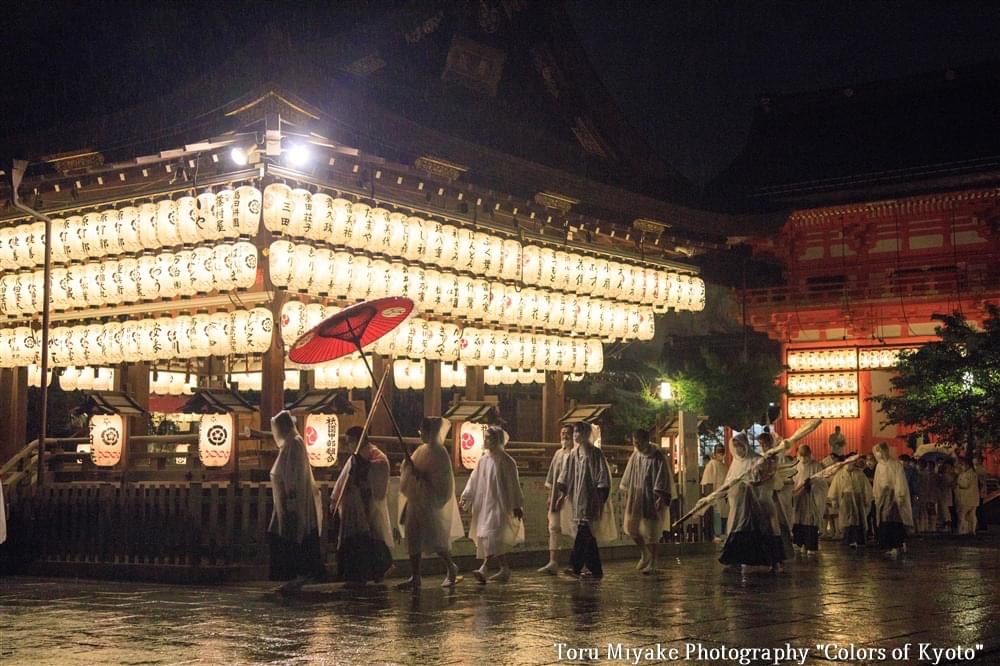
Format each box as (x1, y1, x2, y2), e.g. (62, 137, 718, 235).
(872, 305, 1000, 460)
(668, 348, 784, 432)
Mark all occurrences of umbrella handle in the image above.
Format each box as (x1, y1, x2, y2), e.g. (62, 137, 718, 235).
(355, 343, 413, 464)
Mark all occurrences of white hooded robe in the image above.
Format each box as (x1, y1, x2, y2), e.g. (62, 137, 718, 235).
(621, 448, 672, 539)
(558, 444, 617, 542)
(331, 446, 394, 550)
(399, 442, 464, 555)
(269, 430, 323, 543)
(461, 448, 524, 557)
(873, 457, 914, 528)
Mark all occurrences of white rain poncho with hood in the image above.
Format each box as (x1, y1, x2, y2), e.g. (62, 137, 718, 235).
(700, 455, 729, 518)
(792, 456, 827, 528)
(872, 445, 914, 529)
(620, 446, 672, 540)
(828, 461, 873, 533)
(544, 438, 574, 532)
(558, 425, 617, 543)
(460, 429, 525, 558)
(268, 412, 323, 543)
(331, 444, 394, 550)
(723, 436, 780, 538)
(398, 417, 464, 555)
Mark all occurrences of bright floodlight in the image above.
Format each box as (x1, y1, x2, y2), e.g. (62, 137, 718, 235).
(230, 147, 249, 166)
(659, 381, 673, 401)
(287, 143, 311, 167)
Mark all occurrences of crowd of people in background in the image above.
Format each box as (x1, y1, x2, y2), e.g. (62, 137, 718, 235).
(699, 424, 993, 573)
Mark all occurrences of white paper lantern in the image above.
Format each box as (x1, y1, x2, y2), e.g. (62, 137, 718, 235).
(267, 240, 294, 287)
(232, 241, 259, 289)
(263, 183, 292, 233)
(198, 413, 234, 467)
(455, 227, 475, 272)
(177, 196, 200, 244)
(348, 203, 372, 250)
(156, 199, 181, 247)
(190, 247, 214, 293)
(404, 216, 425, 262)
(369, 208, 392, 255)
(196, 192, 221, 241)
(422, 219, 443, 265)
(287, 188, 313, 237)
(329, 199, 352, 247)
(386, 212, 408, 258)
(215, 188, 238, 238)
(235, 185, 261, 237)
(459, 421, 488, 471)
(440, 224, 459, 269)
(136, 204, 160, 251)
(304, 414, 339, 467)
(90, 414, 124, 467)
(288, 243, 316, 292)
(137, 254, 161, 300)
(349, 255, 373, 300)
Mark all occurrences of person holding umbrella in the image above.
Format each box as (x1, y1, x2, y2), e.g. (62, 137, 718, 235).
(396, 416, 464, 590)
(330, 426, 394, 585)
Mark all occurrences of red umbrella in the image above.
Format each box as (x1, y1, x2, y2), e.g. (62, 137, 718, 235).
(288, 296, 414, 365)
(287, 296, 416, 463)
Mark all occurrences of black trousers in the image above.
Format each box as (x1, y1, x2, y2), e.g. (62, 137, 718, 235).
(570, 523, 602, 578)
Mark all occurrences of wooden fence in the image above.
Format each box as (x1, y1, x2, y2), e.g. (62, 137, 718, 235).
(1, 480, 346, 577)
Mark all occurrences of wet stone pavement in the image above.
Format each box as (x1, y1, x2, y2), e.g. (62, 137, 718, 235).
(1, 536, 998, 666)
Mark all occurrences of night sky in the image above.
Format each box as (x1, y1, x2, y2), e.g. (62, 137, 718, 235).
(5, 1, 1000, 187)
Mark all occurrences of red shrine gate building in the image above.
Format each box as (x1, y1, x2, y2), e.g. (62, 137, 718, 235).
(712, 65, 1000, 467)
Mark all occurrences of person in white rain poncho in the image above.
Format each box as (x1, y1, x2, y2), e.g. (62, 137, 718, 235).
(460, 425, 525, 584)
(790, 445, 827, 554)
(620, 429, 672, 574)
(556, 422, 616, 579)
(700, 444, 729, 541)
(821, 434, 848, 539)
(954, 459, 980, 535)
(396, 416, 464, 589)
(758, 431, 795, 537)
(268, 411, 325, 590)
(828, 455, 872, 547)
(330, 426, 394, 585)
(872, 442, 913, 558)
(538, 425, 575, 575)
(718, 432, 786, 573)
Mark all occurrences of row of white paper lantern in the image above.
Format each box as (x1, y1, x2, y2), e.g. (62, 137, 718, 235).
(262, 184, 704, 311)
(308, 356, 374, 390)
(280, 300, 604, 373)
(0, 242, 259, 316)
(0, 308, 273, 368)
(0, 187, 261, 271)
(394, 359, 468, 389)
(58, 366, 116, 392)
(149, 371, 198, 396)
(271, 241, 656, 340)
(223, 370, 302, 392)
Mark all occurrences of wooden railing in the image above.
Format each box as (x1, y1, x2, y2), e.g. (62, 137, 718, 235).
(747, 266, 1000, 311)
(1, 439, 39, 487)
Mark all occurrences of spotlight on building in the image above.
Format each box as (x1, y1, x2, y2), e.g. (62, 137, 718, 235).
(287, 144, 311, 167)
(230, 147, 249, 166)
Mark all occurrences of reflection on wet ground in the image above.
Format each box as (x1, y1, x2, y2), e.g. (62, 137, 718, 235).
(1, 536, 998, 665)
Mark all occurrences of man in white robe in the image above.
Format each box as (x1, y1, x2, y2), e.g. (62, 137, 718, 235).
(758, 431, 795, 535)
(621, 429, 672, 574)
(954, 459, 980, 535)
(719, 433, 785, 573)
(461, 426, 524, 583)
(821, 432, 847, 539)
(538, 425, 574, 574)
(829, 456, 872, 547)
(397, 416, 464, 589)
(700, 444, 728, 542)
(791, 444, 827, 554)
(555, 422, 613, 579)
(331, 426, 394, 585)
(872, 442, 913, 558)
(268, 411, 325, 591)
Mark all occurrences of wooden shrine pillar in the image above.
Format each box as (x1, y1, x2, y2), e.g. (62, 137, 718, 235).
(424, 360, 442, 417)
(124, 363, 150, 436)
(677, 410, 701, 516)
(260, 223, 286, 430)
(0, 367, 28, 464)
(370, 355, 395, 438)
(465, 365, 485, 401)
(542, 371, 565, 443)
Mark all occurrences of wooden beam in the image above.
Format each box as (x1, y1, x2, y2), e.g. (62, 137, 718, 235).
(0, 367, 28, 464)
(542, 371, 565, 443)
(424, 360, 442, 417)
(124, 363, 151, 437)
(465, 365, 485, 401)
